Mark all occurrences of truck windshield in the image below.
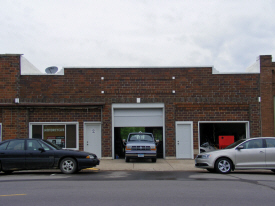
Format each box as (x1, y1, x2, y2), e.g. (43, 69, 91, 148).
(128, 134, 154, 142)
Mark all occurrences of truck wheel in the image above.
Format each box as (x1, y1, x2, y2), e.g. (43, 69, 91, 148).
(125, 157, 130, 162)
(152, 158, 156, 163)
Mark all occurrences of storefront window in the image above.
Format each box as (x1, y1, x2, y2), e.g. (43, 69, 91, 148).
(44, 125, 66, 148)
(31, 123, 77, 149)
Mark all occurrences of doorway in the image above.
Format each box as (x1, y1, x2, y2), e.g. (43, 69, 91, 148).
(84, 122, 102, 158)
(114, 127, 163, 159)
(175, 121, 193, 159)
(112, 103, 165, 159)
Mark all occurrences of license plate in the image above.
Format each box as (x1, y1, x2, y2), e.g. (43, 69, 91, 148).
(138, 154, 144, 157)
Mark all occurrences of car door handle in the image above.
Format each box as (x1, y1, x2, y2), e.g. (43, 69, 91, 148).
(260, 151, 264, 153)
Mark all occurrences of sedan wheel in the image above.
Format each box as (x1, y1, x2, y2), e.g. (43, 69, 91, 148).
(215, 158, 232, 174)
(60, 158, 77, 174)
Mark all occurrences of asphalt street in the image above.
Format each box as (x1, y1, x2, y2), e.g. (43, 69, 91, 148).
(1, 170, 275, 206)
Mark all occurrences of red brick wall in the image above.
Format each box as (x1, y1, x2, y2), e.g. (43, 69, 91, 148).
(0, 108, 28, 139)
(0, 54, 266, 157)
(0, 55, 20, 101)
(260, 55, 275, 136)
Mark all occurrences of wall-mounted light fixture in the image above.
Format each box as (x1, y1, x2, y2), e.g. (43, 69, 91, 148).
(137, 98, 141, 103)
(101, 91, 105, 94)
(172, 90, 176, 94)
(14, 98, 19, 103)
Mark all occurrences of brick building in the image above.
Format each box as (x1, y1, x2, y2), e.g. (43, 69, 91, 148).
(0, 54, 274, 159)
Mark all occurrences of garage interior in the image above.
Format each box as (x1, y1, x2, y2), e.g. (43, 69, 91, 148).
(199, 123, 247, 152)
(113, 105, 165, 159)
(114, 127, 163, 159)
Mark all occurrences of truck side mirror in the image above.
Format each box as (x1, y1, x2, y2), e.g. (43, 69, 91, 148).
(122, 139, 126, 146)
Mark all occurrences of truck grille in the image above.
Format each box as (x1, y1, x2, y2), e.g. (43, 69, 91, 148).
(131, 146, 151, 151)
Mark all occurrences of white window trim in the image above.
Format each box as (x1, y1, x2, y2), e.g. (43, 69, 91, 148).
(29, 122, 79, 150)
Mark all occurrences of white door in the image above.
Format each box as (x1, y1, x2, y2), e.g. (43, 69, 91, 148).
(84, 123, 101, 158)
(176, 122, 193, 159)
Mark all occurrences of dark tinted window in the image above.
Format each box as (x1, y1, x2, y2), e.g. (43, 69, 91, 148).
(32, 125, 42, 139)
(38, 141, 51, 151)
(241, 139, 263, 149)
(66, 125, 76, 148)
(6, 140, 25, 151)
(0, 142, 9, 150)
(27, 140, 42, 151)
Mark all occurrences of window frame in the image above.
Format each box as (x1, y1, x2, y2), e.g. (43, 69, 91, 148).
(29, 122, 79, 150)
(0, 123, 2, 142)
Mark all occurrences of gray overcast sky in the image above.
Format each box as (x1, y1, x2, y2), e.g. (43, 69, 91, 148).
(1, 0, 275, 73)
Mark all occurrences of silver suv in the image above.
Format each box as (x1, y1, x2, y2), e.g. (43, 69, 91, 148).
(123, 132, 159, 163)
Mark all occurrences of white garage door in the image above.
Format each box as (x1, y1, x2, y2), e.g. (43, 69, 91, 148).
(114, 108, 163, 127)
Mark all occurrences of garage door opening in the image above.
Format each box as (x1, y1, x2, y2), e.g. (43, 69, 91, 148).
(114, 127, 163, 159)
(199, 122, 248, 153)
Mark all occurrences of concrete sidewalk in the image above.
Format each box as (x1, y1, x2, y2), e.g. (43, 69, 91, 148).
(96, 159, 200, 171)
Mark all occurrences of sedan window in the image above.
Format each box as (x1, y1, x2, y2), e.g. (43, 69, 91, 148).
(0, 142, 9, 150)
(27, 140, 42, 151)
(241, 139, 263, 149)
(266, 139, 275, 148)
(39, 141, 52, 151)
(6, 140, 25, 151)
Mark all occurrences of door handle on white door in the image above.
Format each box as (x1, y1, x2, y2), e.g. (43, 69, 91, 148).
(87, 141, 89, 146)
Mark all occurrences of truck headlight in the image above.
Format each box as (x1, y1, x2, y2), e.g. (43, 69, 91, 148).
(150, 146, 156, 151)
